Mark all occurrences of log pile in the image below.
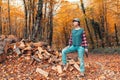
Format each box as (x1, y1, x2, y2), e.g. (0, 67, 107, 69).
(0, 35, 85, 79)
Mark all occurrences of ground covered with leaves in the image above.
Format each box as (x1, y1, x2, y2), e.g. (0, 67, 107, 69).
(0, 53, 120, 80)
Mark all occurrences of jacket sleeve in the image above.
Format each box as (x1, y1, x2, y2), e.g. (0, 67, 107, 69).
(69, 34, 72, 46)
(81, 31, 88, 49)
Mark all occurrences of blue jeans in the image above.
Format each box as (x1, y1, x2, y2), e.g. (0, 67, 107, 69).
(62, 45, 85, 72)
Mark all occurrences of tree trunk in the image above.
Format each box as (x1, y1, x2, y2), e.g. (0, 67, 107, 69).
(32, 0, 35, 24)
(91, 19, 98, 48)
(32, 0, 35, 30)
(28, 0, 32, 39)
(80, 0, 94, 49)
(23, 0, 28, 39)
(99, 0, 105, 48)
(43, 0, 47, 41)
(49, 1, 53, 46)
(0, 1, 2, 35)
(32, 0, 43, 41)
(114, 23, 119, 46)
(8, 0, 11, 34)
(104, 0, 110, 47)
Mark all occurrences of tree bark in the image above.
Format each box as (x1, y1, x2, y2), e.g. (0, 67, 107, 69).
(43, 0, 47, 41)
(23, 0, 28, 39)
(28, 0, 32, 39)
(0, 1, 2, 35)
(114, 23, 119, 46)
(8, 0, 11, 34)
(48, 1, 53, 46)
(32, 0, 43, 41)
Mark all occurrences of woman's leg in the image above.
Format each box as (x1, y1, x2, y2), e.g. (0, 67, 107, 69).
(77, 46, 85, 73)
(62, 45, 77, 65)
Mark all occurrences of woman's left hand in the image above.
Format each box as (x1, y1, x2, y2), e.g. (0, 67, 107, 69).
(85, 48, 88, 58)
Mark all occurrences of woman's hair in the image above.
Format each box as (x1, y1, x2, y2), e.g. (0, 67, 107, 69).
(78, 22, 80, 26)
(73, 20, 80, 26)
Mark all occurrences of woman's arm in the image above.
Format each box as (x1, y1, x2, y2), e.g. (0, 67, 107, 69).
(81, 31, 88, 48)
(81, 31, 89, 57)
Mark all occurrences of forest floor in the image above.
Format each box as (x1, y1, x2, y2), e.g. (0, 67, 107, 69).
(0, 53, 120, 80)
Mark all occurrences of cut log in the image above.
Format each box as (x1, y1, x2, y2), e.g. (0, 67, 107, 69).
(73, 63, 80, 71)
(48, 58, 52, 63)
(38, 53, 43, 59)
(44, 50, 51, 56)
(55, 51, 60, 57)
(32, 42, 48, 47)
(68, 59, 76, 65)
(69, 66, 74, 71)
(52, 66, 57, 71)
(4, 42, 10, 54)
(23, 46, 32, 51)
(57, 65, 63, 74)
(48, 56, 60, 64)
(18, 41, 25, 49)
(63, 63, 69, 71)
(38, 47, 43, 54)
(31, 56, 41, 62)
(36, 68, 49, 77)
(59, 77, 62, 80)
(13, 44, 22, 55)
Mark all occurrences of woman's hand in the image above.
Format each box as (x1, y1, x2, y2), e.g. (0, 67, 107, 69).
(85, 48, 88, 58)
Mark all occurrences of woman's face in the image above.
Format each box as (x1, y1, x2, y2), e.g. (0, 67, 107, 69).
(73, 21, 79, 27)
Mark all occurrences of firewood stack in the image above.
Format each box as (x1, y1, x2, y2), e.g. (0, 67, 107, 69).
(0, 35, 83, 79)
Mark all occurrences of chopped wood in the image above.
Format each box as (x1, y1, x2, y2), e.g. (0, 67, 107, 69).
(57, 65, 63, 74)
(24, 55, 31, 60)
(43, 54, 50, 60)
(73, 63, 80, 71)
(68, 59, 76, 64)
(59, 77, 62, 80)
(38, 47, 43, 54)
(69, 66, 74, 71)
(18, 41, 25, 49)
(52, 66, 57, 71)
(32, 42, 48, 47)
(36, 68, 49, 77)
(55, 51, 60, 57)
(44, 50, 51, 56)
(23, 46, 32, 51)
(31, 56, 41, 62)
(48, 58, 52, 63)
(13, 44, 22, 55)
(63, 63, 69, 71)
(38, 53, 43, 59)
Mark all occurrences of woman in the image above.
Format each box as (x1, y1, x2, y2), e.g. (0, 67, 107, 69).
(62, 18, 88, 77)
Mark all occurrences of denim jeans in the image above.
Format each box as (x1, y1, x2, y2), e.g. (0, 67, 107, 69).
(62, 45, 85, 72)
